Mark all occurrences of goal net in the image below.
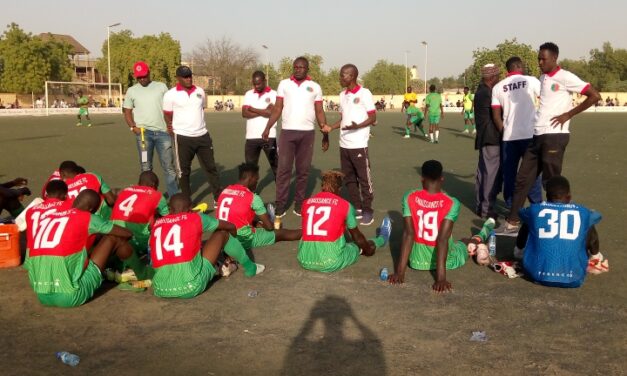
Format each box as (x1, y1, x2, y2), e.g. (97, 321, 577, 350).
(44, 81, 123, 115)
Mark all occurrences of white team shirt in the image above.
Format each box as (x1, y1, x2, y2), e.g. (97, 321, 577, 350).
(163, 84, 207, 137)
(534, 67, 590, 135)
(242, 86, 277, 139)
(491, 72, 540, 141)
(339, 86, 376, 149)
(276, 76, 323, 131)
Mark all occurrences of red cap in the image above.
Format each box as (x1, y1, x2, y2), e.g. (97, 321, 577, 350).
(133, 61, 149, 78)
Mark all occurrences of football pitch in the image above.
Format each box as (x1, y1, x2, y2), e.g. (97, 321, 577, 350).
(0, 112, 625, 375)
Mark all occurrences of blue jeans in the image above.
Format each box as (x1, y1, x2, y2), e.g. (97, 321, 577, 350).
(502, 139, 542, 208)
(135, 129, 179, 197)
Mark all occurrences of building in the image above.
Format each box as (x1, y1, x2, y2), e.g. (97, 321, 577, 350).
(38, 33, 104, 83)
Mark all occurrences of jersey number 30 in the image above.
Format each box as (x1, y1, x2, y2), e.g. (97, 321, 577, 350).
(538, 209, 581, 240)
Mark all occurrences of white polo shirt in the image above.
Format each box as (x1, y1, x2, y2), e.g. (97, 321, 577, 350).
(534, 67, 590, 135)
(339, 85, 376, 149)
(163, 84, 207, 137)
(242, 86, 277, 139)
(277, 76, 323, 131)
(491, 72, 540, 141)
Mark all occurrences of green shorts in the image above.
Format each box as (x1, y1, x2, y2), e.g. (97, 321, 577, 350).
(153, 258, 216, 299)
(408, 240, 467, 271)
(464, 111, 474, 120)
(36, 261, 103, 308)
(78, 107, 89, 116)
(409, 117, 424, 127)
(429, 114, 441, 124)
(130, 235, 149, 256)
(297, 243, 361, 273)
(238, 228, 276, 251)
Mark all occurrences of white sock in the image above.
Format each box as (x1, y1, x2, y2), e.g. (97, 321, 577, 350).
(429, 133, 434, 141)
(435, 130, 439, 140)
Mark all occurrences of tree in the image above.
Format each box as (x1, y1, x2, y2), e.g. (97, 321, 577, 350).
(275, 54, 341, 94)
(0, 23, 73, 93)
(190, 36, 258, 95)
(463, 39, 539, 90)
(362, 60, 407, 94)
(96, 30, 181, 90)
(560, 42, 627, 91)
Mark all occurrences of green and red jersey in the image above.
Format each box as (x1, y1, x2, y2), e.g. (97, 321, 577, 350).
(111, 185, 168, 238)
(216, 184, 266, 234)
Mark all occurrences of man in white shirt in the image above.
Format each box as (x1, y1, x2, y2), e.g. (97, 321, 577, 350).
(242, 71, 278, 179)
(497, 42, 600, 236)
(262, 57, 329, 217)
(163, 66, 222, 203)
(491, 56, 543, 210)
(324, 64, 377, 225)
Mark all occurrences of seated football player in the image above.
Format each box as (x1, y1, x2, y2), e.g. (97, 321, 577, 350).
(297, 170, 391, 273)
(150, 193, 264, 299)
(516, 175, 607, 288)
(59, 160, 116, 219)
(111, 171, 169, 256)
(217, 163, 301, 253)
(0, 177, 30, 220)
(388, 160, 495, 292)
(23, 189, 149, 308)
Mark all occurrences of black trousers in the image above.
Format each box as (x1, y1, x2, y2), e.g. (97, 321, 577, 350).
(340, 147, 374, 213)
(509, 133, 569, 222)
(174, 133, 222, 200)
(245, 138, 278, 178)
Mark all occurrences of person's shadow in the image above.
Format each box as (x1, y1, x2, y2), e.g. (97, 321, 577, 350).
(281, 295, 387, 376)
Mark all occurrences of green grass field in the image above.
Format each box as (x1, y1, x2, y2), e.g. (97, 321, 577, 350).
(0, 112, 625, 375)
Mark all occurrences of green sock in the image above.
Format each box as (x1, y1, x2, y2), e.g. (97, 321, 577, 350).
(471, 124, 476, 131)
(370, 236, 385, 248)
(475, 219, 496, 242)
(224, 235, 256, 277)
(405, 126, 410, 136)
(124, 251, 154, 280)
(464, 124, 469, 131)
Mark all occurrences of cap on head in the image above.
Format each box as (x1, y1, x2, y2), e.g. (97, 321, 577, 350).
(176, 65, 193, 78)
(481, 64, 500, 78)
(133, 61, 150, 78)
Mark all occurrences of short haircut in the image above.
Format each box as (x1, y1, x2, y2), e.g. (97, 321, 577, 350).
(539, 42, 559, 57)
(75, 165, 86, 174)
(45, 179, 68, 197)
(238, 162, 260, 180)
(294, 56, 309, 68)
(341, 63, 359, 77)
(463, 86, 469, 90)
(546, 176, 570, 201)
(506, 56, 523, 72)
(429, 84, 436, 92)
(252, 70, 266, 80)
(421, 160, 443, 180)
(58, 160, 79, 174)
(138, 171, 159, 188)
(321, 170, 344, 193)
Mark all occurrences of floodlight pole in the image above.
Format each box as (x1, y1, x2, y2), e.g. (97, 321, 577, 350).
(404, 50, 409, 91)
(422, 41, 428, 94)
(107, 22, 121, 104)
(262, 45, 269, 84)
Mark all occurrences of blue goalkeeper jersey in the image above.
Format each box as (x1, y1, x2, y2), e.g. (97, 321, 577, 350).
(519, 202, 602, 288)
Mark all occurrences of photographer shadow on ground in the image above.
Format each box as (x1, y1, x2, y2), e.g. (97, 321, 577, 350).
(281, 295, 387, 376)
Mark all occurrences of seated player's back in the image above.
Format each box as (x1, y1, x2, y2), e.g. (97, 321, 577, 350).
(403, 188, 460, 269)
(520, 201, 601, 287)
(216, 184, 256, 232)
(300, 191, 352, 252)
(24, 207, 105, 294)
(149, 212, 216, 296)
(111, 185, 167, 235)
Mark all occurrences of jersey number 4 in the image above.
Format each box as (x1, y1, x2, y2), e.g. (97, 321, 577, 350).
(118, 194, 138, 217)
(153, 225, 184, 260)
(305, 206, 331, 236)
(538, 209, 581, 240)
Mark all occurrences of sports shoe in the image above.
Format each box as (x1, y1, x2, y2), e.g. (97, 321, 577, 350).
(76, 122, 81, 127)
(377, 216, 392, 246)
(275, 208, 287, 218)
(86, 123, 92, 127)
(491, 261, 523, 279)
(513, 246, 525, 260)
(213, 200, 218, 209)
(463, 129, 470, 134)
(219, 259, 238, 277)
(360, 211, 374, 226)
(266, 203, 276, 223)
(292, 206, 302, 217)
(435, 140, 439, 144)
(254, 263, 266, 275)
(192, 202, 209, 213)
(494, 221, 520, 237)
(403, 134, 410, 139)
(587, 252, 609, 275)
(355, 209, 363, 219)
(472, 129, 477, 134)
(476, 244, 491, 266)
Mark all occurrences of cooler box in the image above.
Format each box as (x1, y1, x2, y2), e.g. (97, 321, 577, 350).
(0, 224, 21, 268)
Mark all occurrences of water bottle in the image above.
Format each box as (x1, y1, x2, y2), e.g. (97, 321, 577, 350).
(488, 231, 497, 258)
(56, 352, 80, 367)
(379, 267, 389, 281)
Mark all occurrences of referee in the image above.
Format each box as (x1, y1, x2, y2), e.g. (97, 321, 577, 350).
(163, 66, 222, 203)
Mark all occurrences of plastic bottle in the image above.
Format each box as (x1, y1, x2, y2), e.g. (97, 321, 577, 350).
(488, 231, 497, 258)
(379, 267, 389, 281)
(56, 352, 80, 367)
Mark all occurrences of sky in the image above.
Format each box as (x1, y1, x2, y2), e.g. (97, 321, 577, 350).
(3, 0, 627, 78)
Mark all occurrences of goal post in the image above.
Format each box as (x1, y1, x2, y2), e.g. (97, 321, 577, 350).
(44, 81, 123, 116)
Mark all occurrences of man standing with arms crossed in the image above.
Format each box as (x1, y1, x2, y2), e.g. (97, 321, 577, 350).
(262, 57, 329, 218)
(324, 64, 377, 225)
(496, 42, 601, 235)
(123, 61, 178, 198)
(164, 66, 222, 205)
(242, 71, 278, 179)
(491, 56, 543, 210)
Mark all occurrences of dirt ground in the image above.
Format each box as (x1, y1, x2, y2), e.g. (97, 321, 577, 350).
(0, 112, 625, 375)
